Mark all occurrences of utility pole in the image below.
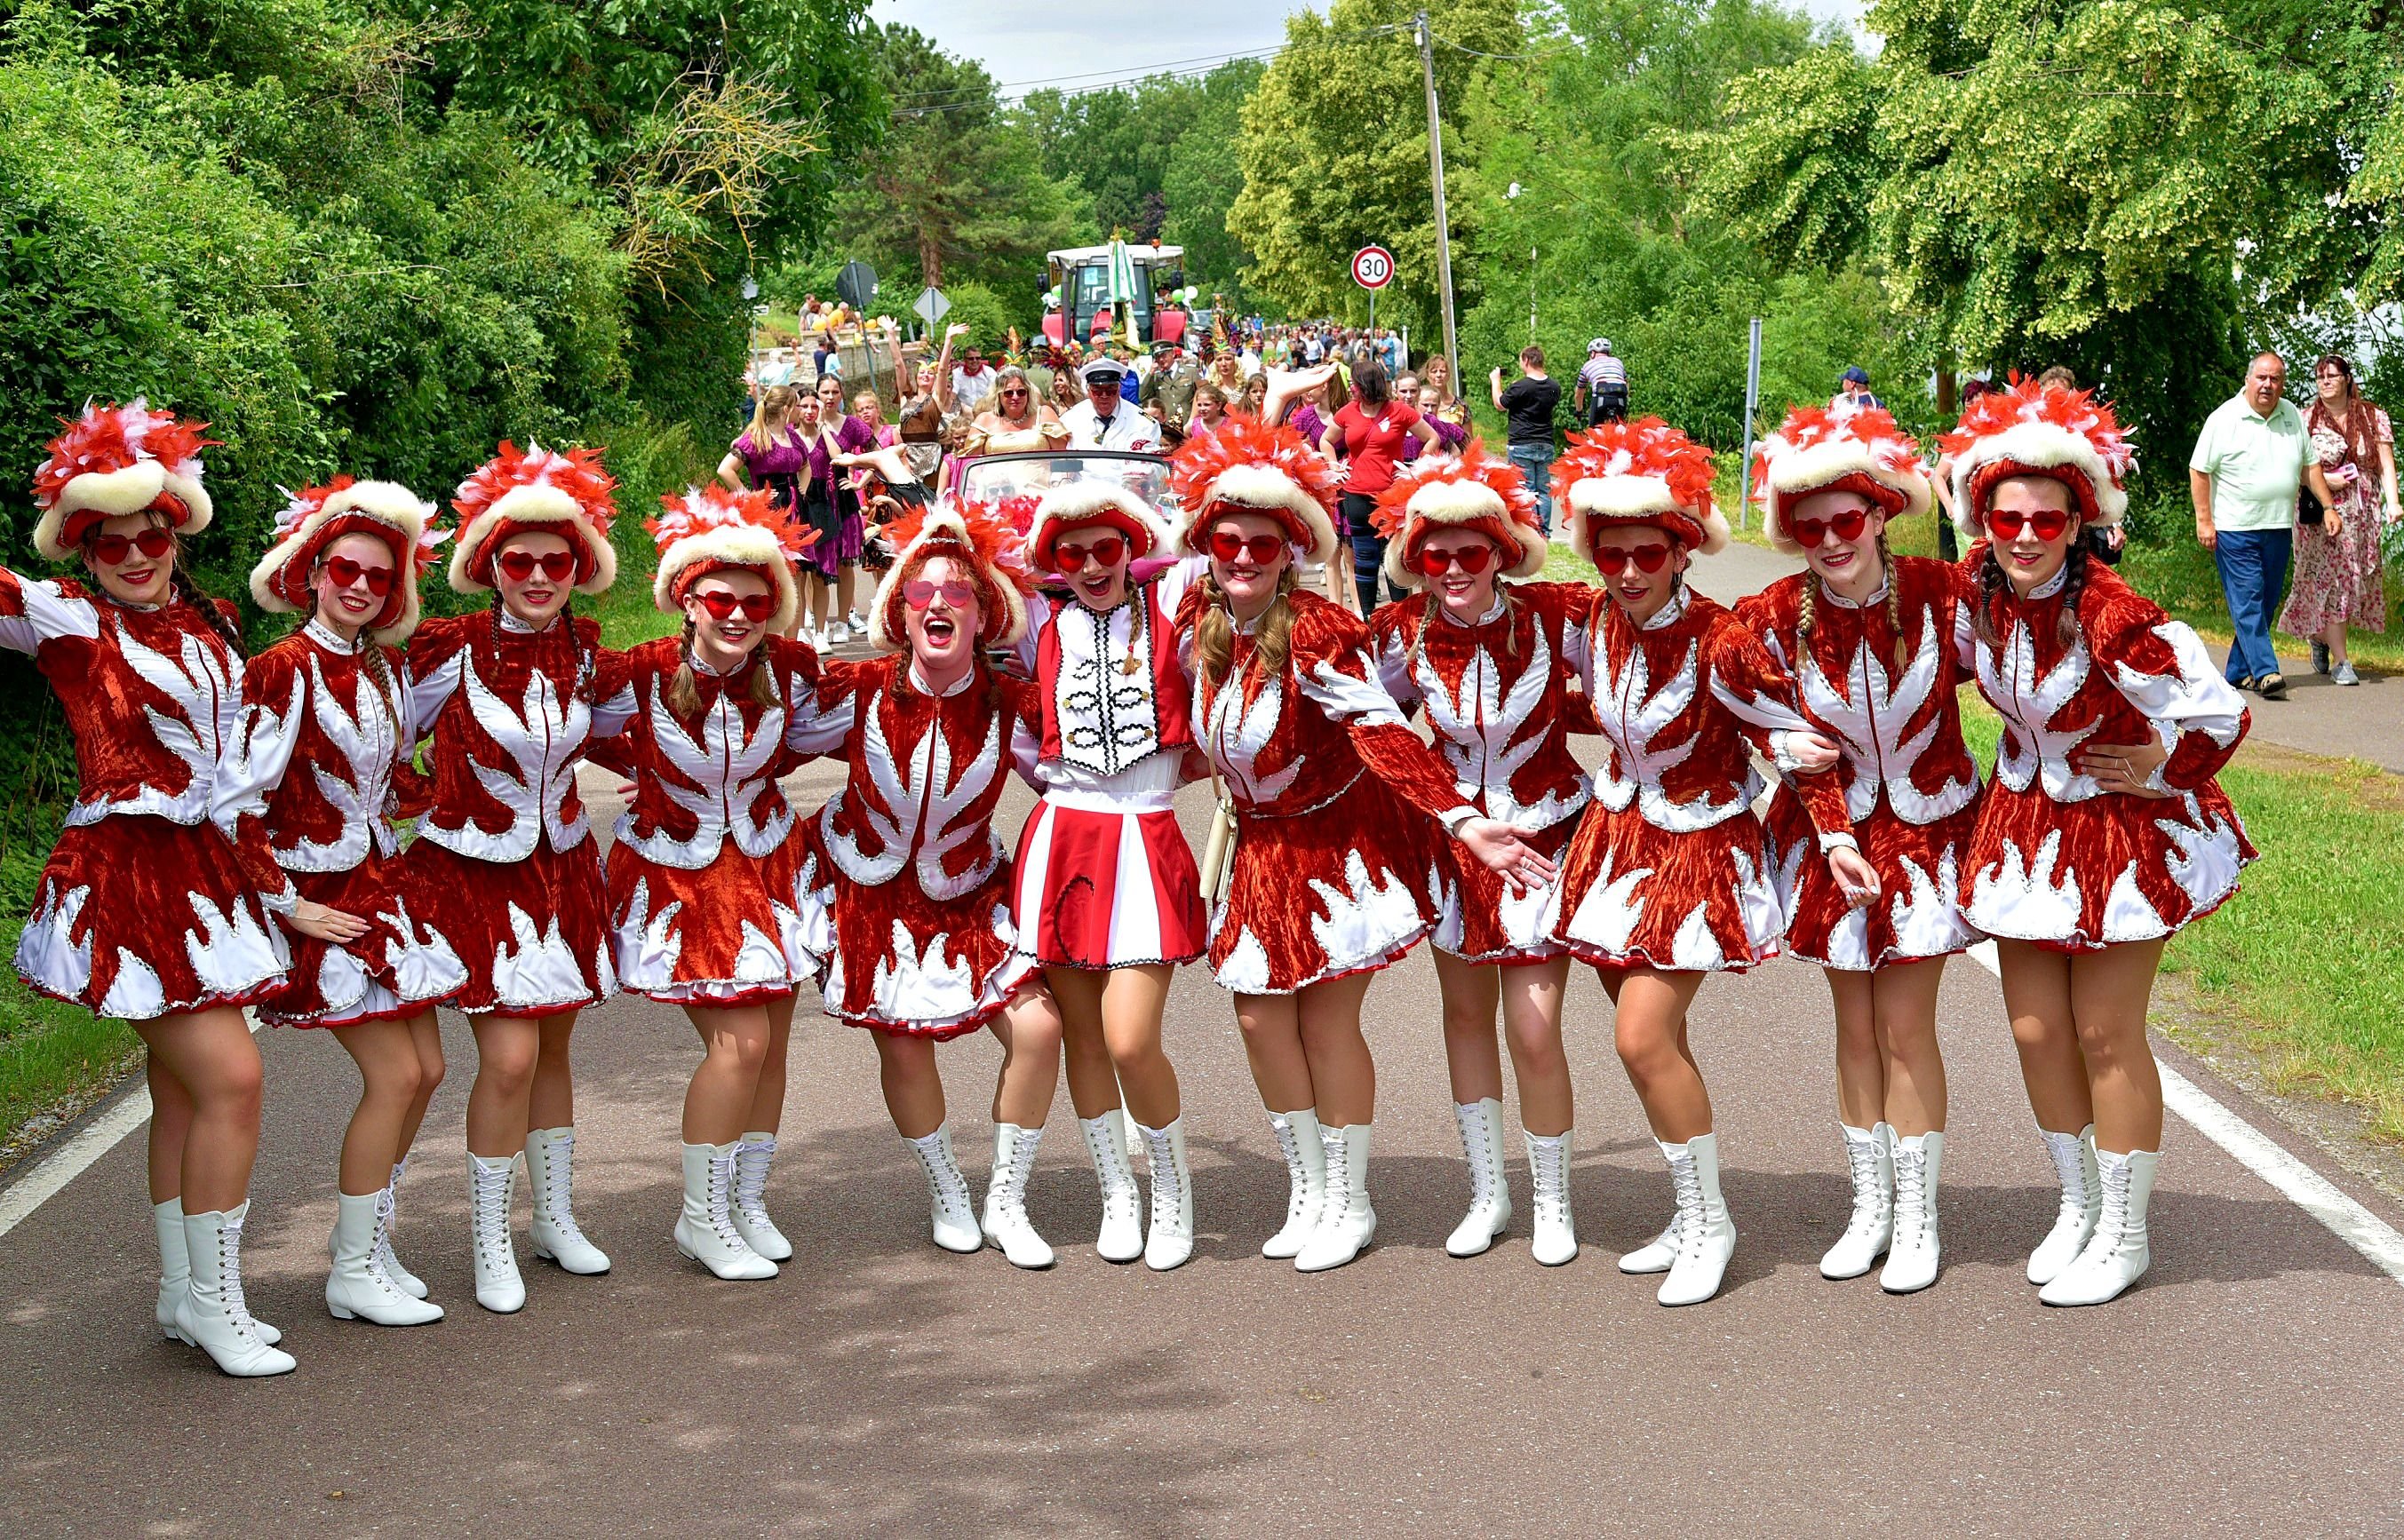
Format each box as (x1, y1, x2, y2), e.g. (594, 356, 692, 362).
(1739, 316, 1763, 531)
(1415, 12, 1460, 391)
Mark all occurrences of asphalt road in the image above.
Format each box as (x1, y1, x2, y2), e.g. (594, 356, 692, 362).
(4, 714, 2403, 1536)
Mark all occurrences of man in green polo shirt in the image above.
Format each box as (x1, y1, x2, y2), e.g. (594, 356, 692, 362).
(2189, 353, 2336, 699)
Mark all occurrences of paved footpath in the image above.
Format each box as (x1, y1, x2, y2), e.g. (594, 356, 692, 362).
(5, 705, 2404, 1535)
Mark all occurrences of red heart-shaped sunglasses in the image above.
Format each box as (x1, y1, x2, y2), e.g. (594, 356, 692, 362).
(89, 528, 175, 566)
(497, 551, 578, 583)
(323, 556, 395, 595)
(1206, 530, 1286, 564)
(1788, 509, 1869, 547)
(1593, 544, 1672, 576)
(1415, 545, 1493, 576)
(694, 590, 777, 622)
(1051, 535, 1125, 573)
(1988, 507, 2071, 543)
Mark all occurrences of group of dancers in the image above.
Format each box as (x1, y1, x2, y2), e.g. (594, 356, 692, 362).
(3, 376, 2251, 1377)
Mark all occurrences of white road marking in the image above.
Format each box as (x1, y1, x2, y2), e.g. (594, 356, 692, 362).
(1969, 941, 2404, 1285)
(0, 1013, 259, 1242)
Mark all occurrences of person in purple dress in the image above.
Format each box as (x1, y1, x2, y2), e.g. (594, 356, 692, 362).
(815, 373, 876, 641)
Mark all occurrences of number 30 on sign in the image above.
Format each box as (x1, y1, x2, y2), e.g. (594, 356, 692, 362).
(1351, 246, 1394, 290)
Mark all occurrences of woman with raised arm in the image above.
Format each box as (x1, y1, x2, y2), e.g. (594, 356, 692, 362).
(1943, 377, 2254, 1306)
(231, 479, 467, 1328)
(1735, 405, 1983, 1294)
(10, 402, 304, 1374)
(402, 441, 632, 1314)
(590, 487, 820, 1280)
(1365, 446, 1596, 1266)
(1170, 422, 1554, 1272)
(1548, 419, 1872, 1307)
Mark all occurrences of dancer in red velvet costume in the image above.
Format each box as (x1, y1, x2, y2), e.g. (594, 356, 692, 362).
(1548, 417, 1873, 1306)
(1737, 403, 1982, 1295)
(402, 441, 632, 1314)
(1366, 444, 1596, 1266)
(234, 478, 466, 1328)
(1170, 420, 1555, 1273)
(8, 401, 310, 1374)
(1943, 377, 2254, 1306)
(790, 502, 1069, 1269)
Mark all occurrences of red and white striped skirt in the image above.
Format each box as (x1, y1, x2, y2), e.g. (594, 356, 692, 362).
(1010, 793, 1208, 971)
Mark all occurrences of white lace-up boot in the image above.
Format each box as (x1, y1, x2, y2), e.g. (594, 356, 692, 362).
(174, 1201, 295, 1377)
(675, 1141, 778, 1279)
(1819, 1123, 1894, 1280)
(158, 1197, 283, 1347)
(524, 1127, 610, 1274)
(909, 1125, 983, 1253)
(730, 1131, 793, 1261)
(468, 1152, 525, 1314)
(1080, 1112, 1144, 1262)
(1296, 1122, 1377, 1273)
(1880, 1131, 1944, 1294)
(326, 1190, 444, 1324)
(1656, 1133, 1736, 1306)
(374, 1157, 429, 1299)
(1137, 1118, 1194, 1271)
(983, 1123, 1055, 1269)
(1525, 1129, 1578, 1266)
(2027, 1123, 2102, 1286)
(2041, 1147, 2158, 1306)
(1618, 1218, 1681, 1274)
(1445, 1099, 1513, 1258)
(1262, 1108, 1325, 1258)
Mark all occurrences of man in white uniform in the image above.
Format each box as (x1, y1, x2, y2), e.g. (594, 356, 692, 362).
(1060, 360, 1160, 452)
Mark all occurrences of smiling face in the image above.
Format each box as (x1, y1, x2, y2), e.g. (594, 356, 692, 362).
(493, 528, 577, 626)
(312, 530, 401, 637)
(1206, 510, 1292, 613)
(1789, 488, 1886, 593)
(1418, 528, 1502, 619)
(1986, 475, 2079, 592)
(82, 511, 177, 607)
(682, 566, 775, 658)
(903, 553, 982, 678)
(1588, 522, 1685, 623)
(1050, 520, 1134, 612)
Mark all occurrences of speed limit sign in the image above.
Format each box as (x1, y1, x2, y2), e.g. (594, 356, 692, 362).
(1351, 245, 1394, 290)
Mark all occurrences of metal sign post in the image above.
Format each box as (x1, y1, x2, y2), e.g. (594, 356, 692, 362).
(1415, 12, 1461, 391)
(1739, 315, 1763, 531)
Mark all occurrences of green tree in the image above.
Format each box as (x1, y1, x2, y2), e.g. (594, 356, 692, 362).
(1160, 65, 1265, 302)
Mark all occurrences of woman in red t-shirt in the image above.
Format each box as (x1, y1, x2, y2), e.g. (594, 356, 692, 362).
(1319, 356, 1439, 613)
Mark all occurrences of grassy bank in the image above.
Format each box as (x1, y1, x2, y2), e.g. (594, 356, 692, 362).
(0, 922, 139, 1167)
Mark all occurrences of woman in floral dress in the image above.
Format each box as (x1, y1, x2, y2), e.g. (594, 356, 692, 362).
(2278, 353, 2399, 686)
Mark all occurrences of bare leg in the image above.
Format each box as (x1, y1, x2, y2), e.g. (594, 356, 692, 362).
(132, 1009, 264, 1212)
(331, 1020, 428, 1195)
(742, 997, 795, 1136)
(2068, 939, 2168, 1152)
(394, 1012, 445, 1155)
(1995, 939, 2092, 1133)
(681, 1004, 773, 1146)
(1603, 965, 1712, 1141)
(1826, 968, 1884, 1129)
(990, 982, 1064, 1127)
(2323, 618, 2350, 669)
(1295, 970, 1378, 1127)
(1871, 957, 1949, 1136)
(146, 1052, 195, 1205)
(1096, 964, 1180, 1126)
(837, 564, 860, 623)
(1235, 991, 1313, 1113)
(465, 1015, 540, 1159)
(1432, 949, 1504, 1106)
(1498, 957, 1573, 1138)
(1046, 966, 1126, 1120)
(872, 1032, 946, 1139)
(528, 1009, 579, 1131)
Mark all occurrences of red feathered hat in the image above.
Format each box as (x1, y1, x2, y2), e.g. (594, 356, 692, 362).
(1168, 417, 1342, 567)
(646, 484, 815, 636)
(1551, 417, 1729, 558)
(868, 499, 1034, 652)
(1938, 374, 2134, 544)
(1023, 480, 1174, 573)
(250, 477, 447, 644)
(1750, 401, 1934, 554)
(1369, 441, 1547, 591)
(31, 400, 218, 561)
(448, 441, 619, 596)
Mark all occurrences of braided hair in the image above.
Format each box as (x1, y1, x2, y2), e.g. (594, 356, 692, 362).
(1194, 567, 1301, 687)
(1800, 531, 1906, 677)
(169, 556, 246, 656)
(1972, 531, 2089, 648)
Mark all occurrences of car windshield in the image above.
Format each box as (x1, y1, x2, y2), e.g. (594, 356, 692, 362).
(956, 450, 1177, 518)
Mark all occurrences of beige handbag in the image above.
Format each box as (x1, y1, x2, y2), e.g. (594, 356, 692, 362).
(1198, 758, 1238, 910)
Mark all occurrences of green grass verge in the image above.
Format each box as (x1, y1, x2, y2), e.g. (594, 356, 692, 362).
(0, 921, 139, 1159)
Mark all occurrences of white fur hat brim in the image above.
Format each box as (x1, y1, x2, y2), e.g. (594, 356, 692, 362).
(867, 509, 1030, 653)
(1025, 481, 1174, 565)
(1380, 478, 1548, 592)
(1759, 440, 1934, 554)
(1566, 476, 1730, 558)
(36, 462, 214, 562)
(1950, 421, 2128, 546)
(1181, 464, 1341, 568)
(654, 524, 802, 637)
(249, 480, 434, 644)
(449, 483, 617, 596)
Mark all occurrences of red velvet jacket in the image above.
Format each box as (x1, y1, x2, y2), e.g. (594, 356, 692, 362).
(225, 620, 412, 872)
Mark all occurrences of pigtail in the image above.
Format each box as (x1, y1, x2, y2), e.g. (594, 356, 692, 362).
(1797, 568, 1819, 657)
(1972, 546, 2008, 648)
(356, 639, 404, 750)
(666, 617, 704, 717)
(2056, 540, 2091, 649)
(1876, 530, 1904, 676)
(169, 560, 245, 657)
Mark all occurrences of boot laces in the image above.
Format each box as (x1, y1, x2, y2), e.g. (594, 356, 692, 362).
(537, 1135, 593, 1246)
(218, 1216, 259, 1337)
(1143, 1128, 1182, 1226)
(1319, 1130, 1353, 1218)
(707, 1148, 747, 1245)
(1668, 1152, 1709, 1256)
(923, 1144, 975, 1218)
(2046, 1134, 2090, 1220)
(1270, 1117, 1310, 1223)
(2093, 1158, 2132, 1250)
(1529, 1138, 1567, 1219)
(370, 1185, 404, 1283)
(1086, 1122, 1141, 1218)
(1455, 1107, 1493, 1209)
(473, 1161, 513, 1259)
(734, 1139, 776, 1230)
(1843, 1136, 1886, 1234)
(992, 1136, 1039, 1226)
(1891, 1145, 1928, 1247)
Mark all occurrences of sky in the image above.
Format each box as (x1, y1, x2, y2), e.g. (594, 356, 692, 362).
(868, 0, 1869, 93)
